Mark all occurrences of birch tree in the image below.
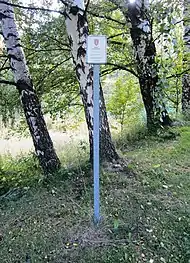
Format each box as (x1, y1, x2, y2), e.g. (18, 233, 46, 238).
(182, 0, 190, 115)
(63, 0, 119, 162)
(0, 0, 61, 174)
(110, 0, 171, 130)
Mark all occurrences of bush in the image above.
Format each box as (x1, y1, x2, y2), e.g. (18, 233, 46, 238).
(0, 153, 42, 195)
(114, 123, 148, 150)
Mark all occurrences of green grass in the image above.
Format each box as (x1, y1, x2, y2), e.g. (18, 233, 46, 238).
(0, 127, 190, 263)
(0, 153, 42, 196)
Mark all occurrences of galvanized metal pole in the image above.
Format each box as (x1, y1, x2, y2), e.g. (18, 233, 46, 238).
(93, 64, 100, 224)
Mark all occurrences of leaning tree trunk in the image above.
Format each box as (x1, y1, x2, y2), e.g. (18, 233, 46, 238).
(64, 0, 119, 162)
(0, 0, 61, 174)
(125, 0, 171, 130)
(182, 0, 190, 115)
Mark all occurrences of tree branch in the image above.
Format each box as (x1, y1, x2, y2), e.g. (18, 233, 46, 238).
(0, 0, 125, 27)
(106, 62, 138, 77)
(46, 36, 70, 49)
(0, 79, 17, 86)
(0, 1, 68, 17)
(88, 11, 125, 26)
(83, 0, 90, 17)
(24, 47, 70, 53)
(166, 68, 190, 79)
(25, 47, 70, 59)
(107, 33, 124, 39)
(101, 67, 119, 76)
(0, 55, 8, 58)
(0, 57, 9, 70)
(36, 57, 72, 89)
(0, 66, 10, 72)
(108, 40, 126, 45)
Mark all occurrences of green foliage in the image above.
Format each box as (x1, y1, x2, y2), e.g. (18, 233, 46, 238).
(182, 109, 190, 121)
(0, 46, 21, 126)
(20, 15, 80, 118)
(0, 0, 187, 130)
(114, 123, 148, 151)
(0, 153, 42, 195)
(0, 84, 20, 126)
(155, 20, 184, 115)
(0, 134, 90, 195)
(151, 0, 186, 116)
(58, 140, 90, 172)
(1, 12, 80, 124)
(107, 73, 143, 132)
(89, 1, 135, 77)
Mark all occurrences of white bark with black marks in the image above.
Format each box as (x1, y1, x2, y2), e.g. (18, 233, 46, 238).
(65, 0, 119, 162)
(0, 0, 61, 174)
(125, 0, 171, 129)
(182, 0, 190, 114)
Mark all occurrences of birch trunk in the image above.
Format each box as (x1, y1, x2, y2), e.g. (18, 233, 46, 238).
(65, 0, 119, 162)
(110, 0, 171, 130)
(0, 0, 61, 174)
(126, 0, 171, 130)
(182, 0, 190, 115)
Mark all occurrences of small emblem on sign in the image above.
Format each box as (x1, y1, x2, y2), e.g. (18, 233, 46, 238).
(94, 39, 99, 46)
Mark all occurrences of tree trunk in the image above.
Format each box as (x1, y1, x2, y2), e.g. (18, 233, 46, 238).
(182, 0, 190, 115)
(0, 0, 61, 174)
(125, 0, 171, 130)
(182, 75, 190, 114)
(65, 0, 119, 162)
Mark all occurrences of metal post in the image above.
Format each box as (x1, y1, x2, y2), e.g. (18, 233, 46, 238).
(93, 64, 100, 224)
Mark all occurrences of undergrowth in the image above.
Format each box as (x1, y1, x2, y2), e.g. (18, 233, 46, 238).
(0, 153, 42, 196)
(0, 126, 189, 263)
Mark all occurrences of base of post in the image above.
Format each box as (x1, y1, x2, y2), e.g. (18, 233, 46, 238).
(93, 215, 103, 226)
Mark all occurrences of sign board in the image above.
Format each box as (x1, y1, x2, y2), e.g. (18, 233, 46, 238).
(87, 35, 107, 64)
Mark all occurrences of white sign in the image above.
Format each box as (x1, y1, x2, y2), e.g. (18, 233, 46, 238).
(87, 35, 107, 64)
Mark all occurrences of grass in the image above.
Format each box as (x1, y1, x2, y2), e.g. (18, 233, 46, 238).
(0, 126, 190, 263)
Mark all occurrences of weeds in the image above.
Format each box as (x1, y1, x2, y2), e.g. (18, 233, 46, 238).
(0, 126, 190, 262)
(0, 153, 42, 196)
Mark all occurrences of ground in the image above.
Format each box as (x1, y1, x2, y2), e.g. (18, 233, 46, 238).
(0, 126, 190, 263)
